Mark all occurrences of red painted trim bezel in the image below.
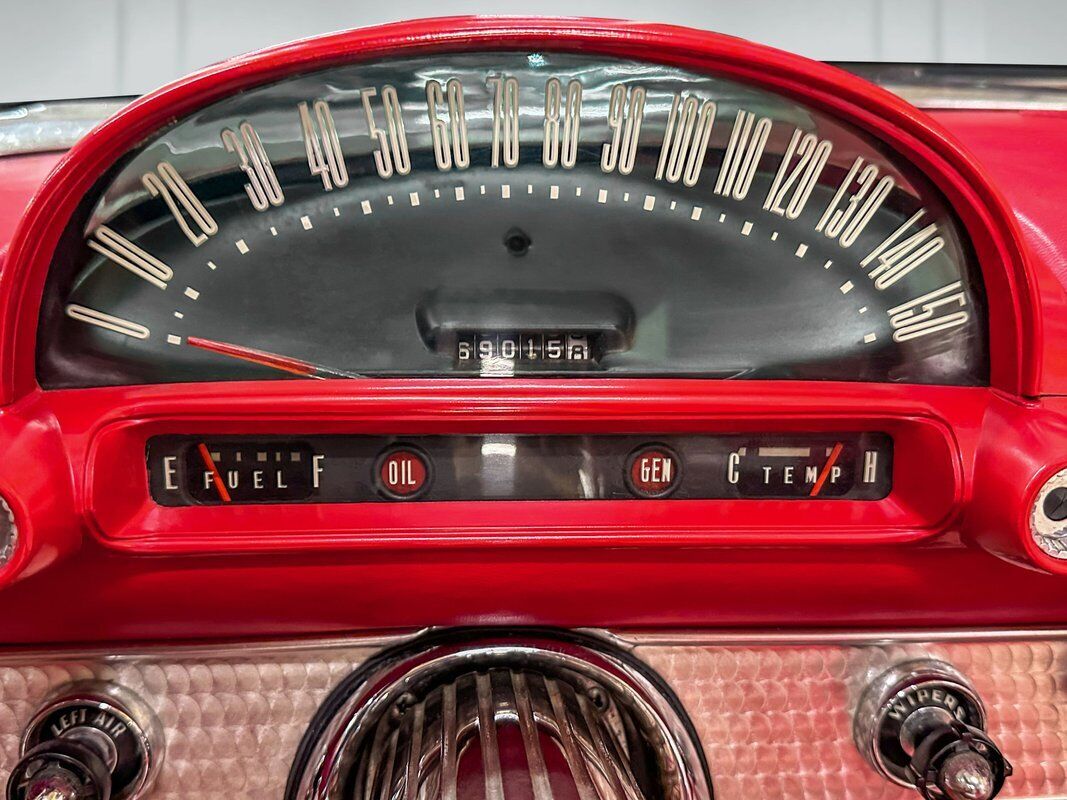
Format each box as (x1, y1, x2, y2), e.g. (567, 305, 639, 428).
(80, 380, 964, 554)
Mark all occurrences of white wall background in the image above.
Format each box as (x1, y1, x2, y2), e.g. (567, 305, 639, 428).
(1, 0, 1065, 102)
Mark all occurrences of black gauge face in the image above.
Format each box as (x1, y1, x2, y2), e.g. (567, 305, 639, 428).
(38, 52, 987, 387)
(146, 433, 892, 505)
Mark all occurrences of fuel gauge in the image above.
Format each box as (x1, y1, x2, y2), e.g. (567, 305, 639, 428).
(724, 434, 891, 499)
(150, 440, 324, 504)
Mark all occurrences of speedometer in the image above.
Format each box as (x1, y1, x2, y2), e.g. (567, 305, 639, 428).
(36, 48, 987, 386)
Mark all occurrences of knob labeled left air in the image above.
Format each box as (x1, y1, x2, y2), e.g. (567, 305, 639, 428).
(7, 682, 163, 800)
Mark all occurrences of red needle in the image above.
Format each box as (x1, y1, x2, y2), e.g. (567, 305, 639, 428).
(196, 443, 232, 503)
(186, 336, 318, 377)
(809, 442, 844, 497)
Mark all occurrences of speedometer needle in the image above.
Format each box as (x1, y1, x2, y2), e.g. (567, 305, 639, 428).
(186, 336, 362, 379)
(809, 442, 844, 497)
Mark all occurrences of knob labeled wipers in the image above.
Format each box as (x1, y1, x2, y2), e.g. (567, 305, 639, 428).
(854, 659, 1012, 800)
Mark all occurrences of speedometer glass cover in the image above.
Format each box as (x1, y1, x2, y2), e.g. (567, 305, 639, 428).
(36, 51, 988, 387)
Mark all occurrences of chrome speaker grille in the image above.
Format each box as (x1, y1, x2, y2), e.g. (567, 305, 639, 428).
(354, 668, 649, 800)
(288, 635, 712, 800)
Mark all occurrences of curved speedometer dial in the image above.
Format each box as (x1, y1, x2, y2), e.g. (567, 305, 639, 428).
(37, 51, 987, 386)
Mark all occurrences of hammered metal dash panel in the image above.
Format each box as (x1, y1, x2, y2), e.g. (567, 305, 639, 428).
(0, 641, 385, 800)
(635, 639, 1067, 800)
(0, 635, 1065, 799)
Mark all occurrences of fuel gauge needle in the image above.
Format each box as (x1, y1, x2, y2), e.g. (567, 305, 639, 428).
(809, 442, 844, 497)
(186, 336, 363, 379)
(196, 443, 232, 503)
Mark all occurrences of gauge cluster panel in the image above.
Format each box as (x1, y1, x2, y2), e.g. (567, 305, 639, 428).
(37, 51, 988, 387)
(147, 432, 893, 505)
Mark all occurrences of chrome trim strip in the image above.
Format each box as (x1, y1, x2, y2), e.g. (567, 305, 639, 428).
(0, 65, 1064, 160)
(0, 98, 131, 156)
(5, 627, 1067, 662)
(0, 629, 427, 663)
(607, 627, 1067, 646)
(837, 63, 1067, 110)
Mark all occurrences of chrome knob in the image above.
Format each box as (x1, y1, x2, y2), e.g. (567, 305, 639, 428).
(854, 660, 1011, 800)
(6, 683, 162, 800)
(8, 738, 112, 800)
(940, 750, 996, 800)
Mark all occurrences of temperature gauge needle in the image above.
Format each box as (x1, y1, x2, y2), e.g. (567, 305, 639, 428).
(196, 443, 232, 503)
(186, 336, 362, 379)
(809, 442, 844, 497)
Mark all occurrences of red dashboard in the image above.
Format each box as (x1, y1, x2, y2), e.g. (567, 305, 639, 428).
(7, 18, 1067, 800)
(0, 18, 1066, 648)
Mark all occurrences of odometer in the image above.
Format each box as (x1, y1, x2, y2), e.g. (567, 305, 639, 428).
(37, 51, 986, 386)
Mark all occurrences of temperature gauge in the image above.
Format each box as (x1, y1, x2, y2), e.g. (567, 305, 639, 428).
(724, 435, 890, 499)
